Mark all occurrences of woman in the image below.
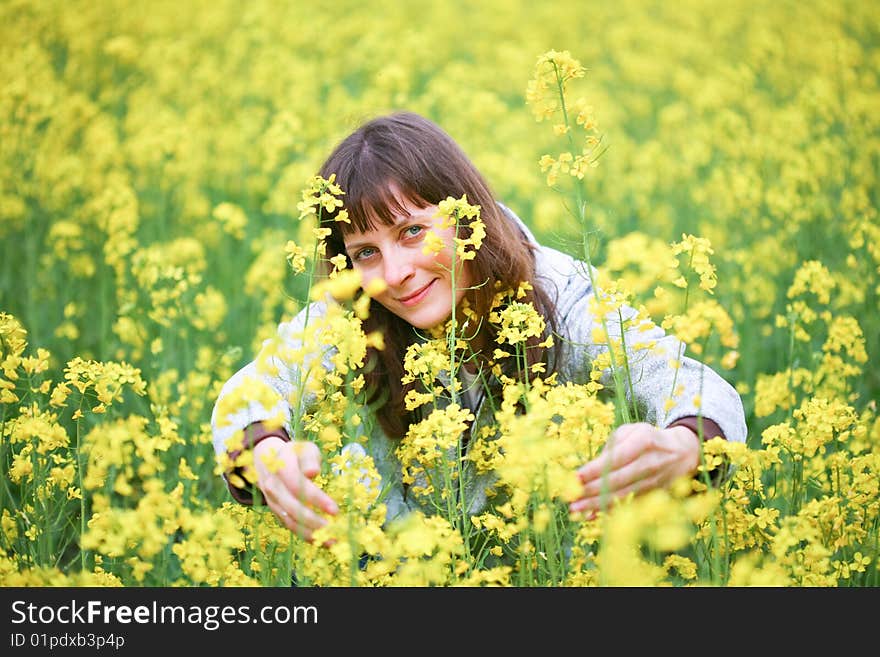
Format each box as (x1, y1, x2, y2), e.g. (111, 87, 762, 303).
(211, 111, 747, 542)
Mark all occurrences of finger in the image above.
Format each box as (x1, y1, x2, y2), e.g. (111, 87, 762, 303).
(569, 495, 602, 515)
(572, 509, 598, 522)
(280, 514, 317, 542)
(570, 470, 663, 514)
(275, 442, 339, 515)
(577, 425, 648, 484)
(570, 494, 610, 514)
(263, 478, 332, 529)
(281, 507, 336, 547)
(292, 441, 322, 478)
(268, 504, 302, 536)
(570, 434, 666, 512)
(276, 468, 339, 516)
(577, 454, 647, 499)
(265, 488, 329, 539)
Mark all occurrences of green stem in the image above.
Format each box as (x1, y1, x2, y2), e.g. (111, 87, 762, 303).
(446, 210, 475, 564)
(615, 307, 639, 423)
(664, 249, 695, 424)
(550, 60, 633, 428)
(76, 415, 88, 572)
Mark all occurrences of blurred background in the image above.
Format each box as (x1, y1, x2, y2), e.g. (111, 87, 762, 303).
(2, 0, 877, 497)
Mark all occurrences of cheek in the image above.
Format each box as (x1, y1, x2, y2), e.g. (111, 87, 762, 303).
(426, 248, 454, 273)
(354, 266, 383, 293)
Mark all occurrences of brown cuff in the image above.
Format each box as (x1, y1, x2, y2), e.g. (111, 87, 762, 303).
(667, 416, 725, 442)
(224, 421, 291, 505)
(668, 416, 727, 486)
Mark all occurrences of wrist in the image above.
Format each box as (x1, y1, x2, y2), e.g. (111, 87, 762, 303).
(243, 421, 290, 451)
(223, 422, 290, 504)
(669, 425, 701, 476)
(252, 435, 286, 457)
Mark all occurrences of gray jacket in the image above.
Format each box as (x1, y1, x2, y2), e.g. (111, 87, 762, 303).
(211, 204, 747, 522)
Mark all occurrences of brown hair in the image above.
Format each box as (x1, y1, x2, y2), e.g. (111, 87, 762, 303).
(317, 111, 558, 438)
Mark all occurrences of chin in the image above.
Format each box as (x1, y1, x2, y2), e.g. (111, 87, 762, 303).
(408, 317, 443, 331)
(406, 310, 450, 331)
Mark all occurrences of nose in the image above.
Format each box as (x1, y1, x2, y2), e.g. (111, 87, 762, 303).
(381, 252, 415, 288)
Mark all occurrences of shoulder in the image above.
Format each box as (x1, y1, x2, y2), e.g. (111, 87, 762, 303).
(277, 300, 330, 337)
(532, 243, 599, 328)
(496, 201, 595, 307)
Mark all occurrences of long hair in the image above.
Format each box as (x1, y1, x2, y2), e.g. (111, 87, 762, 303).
(316, 111, 558, 438)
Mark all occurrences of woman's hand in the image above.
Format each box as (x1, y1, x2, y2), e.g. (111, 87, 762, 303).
(569, 422, 700, 515)
(252, 437, 339, 541)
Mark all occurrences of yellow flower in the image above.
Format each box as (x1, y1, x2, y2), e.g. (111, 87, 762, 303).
(297, 174, 345, 221)
(671, 234, 717, 294)
(284, 240, 307, 274)
(492, 301, 546, 345)
(212, 202, 248, 240)
(422, 230, 445, 256)
(310, 268, 362, 302)
(364, 278, 387, 297)
(328, 253, 348, 277)
(258, 446, 285, 474)
(787, 260, 835, 304)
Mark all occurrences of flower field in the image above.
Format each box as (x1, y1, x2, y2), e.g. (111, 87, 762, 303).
(1, 0, 878, 586)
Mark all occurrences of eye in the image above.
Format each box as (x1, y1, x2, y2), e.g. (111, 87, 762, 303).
(352, 246, 377, 262)
(404, 225, 424, 238)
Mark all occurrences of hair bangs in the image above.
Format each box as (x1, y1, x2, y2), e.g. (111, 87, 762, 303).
(339, 171, 430, 236)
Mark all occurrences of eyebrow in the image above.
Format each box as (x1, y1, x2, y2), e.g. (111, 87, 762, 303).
(342, 237, 371, 253)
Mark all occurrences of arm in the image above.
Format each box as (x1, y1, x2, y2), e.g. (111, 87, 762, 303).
(210, 301, 339, 539)
(540, 247, 746, 444)
(569, 420, 721, 515)
(221, 421, 290, 505)
(211, 300, 331, 465)
(535, 247, 746, 511)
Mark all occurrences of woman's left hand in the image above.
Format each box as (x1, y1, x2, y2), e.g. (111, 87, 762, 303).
(569, 422, 700, 515)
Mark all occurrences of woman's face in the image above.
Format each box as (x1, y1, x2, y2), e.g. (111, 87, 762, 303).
(342, 196, 471, 330)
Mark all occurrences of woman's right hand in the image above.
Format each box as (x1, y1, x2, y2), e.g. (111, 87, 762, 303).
(252, 436, 339, 542)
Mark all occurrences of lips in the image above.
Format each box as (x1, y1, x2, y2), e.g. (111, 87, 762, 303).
(397, 279, 436, 306)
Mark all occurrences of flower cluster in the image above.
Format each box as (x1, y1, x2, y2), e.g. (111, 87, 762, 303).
(2, 0, 878, 588)
(526, 50, 602, 185)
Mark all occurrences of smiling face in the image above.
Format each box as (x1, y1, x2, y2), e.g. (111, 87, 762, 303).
(342, 195, 471, 330)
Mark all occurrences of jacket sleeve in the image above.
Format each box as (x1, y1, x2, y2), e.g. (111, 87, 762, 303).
(210, 300, 334, 499)
(536, 246, 748, 445)
(221, 421, 291, 505)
